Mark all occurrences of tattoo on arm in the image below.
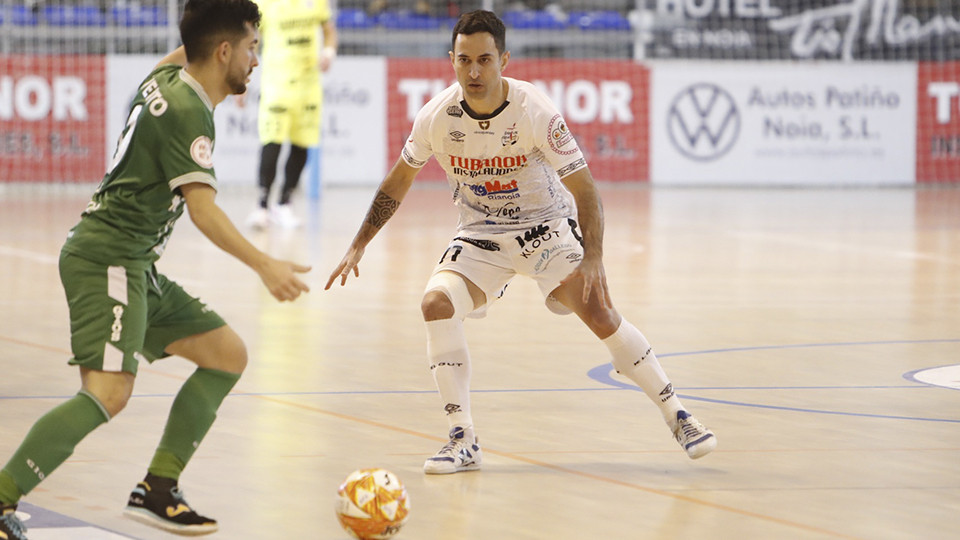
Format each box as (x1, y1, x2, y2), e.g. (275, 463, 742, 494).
(364, 190, 400, 229)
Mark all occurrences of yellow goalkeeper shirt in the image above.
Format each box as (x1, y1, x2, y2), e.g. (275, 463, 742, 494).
(257, 0, 331, 82)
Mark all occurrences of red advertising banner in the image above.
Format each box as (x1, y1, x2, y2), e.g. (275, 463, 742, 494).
(917, 62, 960, 183)
(386, 58, 649, 182)
(0, 55, 106, 182)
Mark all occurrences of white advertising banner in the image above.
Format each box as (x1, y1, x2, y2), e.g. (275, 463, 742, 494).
(212, 55, 387, 186)
(317, 56, 387, 185)
(650, 62, 918, 185)
(105, 55, 386, 186)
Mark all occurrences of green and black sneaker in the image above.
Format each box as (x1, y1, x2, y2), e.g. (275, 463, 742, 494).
(123, 474, 217, 536)
(0, 503, 27, 540)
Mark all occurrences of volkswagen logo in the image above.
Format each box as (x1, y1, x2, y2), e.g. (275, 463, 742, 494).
(667, 83, 740, 161)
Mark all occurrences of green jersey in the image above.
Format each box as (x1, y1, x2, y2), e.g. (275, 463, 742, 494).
(63, 64, 217, 269)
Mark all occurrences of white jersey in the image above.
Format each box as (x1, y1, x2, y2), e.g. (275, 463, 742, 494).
(402, 77, 587, 234)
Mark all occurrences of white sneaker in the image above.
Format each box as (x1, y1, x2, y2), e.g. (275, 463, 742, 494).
(423, 426, 482, 474)
(245, 207, 270, 230)
(674, 410, 717, 459)
(271, 204, 301, 229)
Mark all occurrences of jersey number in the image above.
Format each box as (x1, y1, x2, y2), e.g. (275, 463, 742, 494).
(107, 104, 143, 174)
(439, 245, 463, 264)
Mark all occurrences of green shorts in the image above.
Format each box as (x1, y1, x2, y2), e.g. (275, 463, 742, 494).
(59, 251, 226, 375)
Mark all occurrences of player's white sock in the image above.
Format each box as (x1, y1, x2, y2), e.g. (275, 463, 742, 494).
(426, 318, 473, 432)
(603, 320, 684, 430)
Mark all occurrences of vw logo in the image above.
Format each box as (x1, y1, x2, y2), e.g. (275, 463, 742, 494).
(667, 83, 740, 161)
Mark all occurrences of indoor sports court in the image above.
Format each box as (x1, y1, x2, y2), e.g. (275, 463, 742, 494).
(1, 184, 958, 539)
(2, 1, 959, 539)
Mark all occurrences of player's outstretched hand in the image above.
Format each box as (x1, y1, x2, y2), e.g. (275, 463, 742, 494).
(325, 246, 365, 289)
(259, 258, 311, 301)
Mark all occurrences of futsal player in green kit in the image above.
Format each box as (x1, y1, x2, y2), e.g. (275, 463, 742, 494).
(0, 1, 310, 537)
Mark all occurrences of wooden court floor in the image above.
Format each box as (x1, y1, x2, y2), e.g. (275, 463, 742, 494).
(1, 183, 958, 539)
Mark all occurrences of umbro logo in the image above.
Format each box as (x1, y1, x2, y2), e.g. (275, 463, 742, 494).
(444, 403, 462, 415)
(659, 383, 675, 402)
(450, 130, 466, 142)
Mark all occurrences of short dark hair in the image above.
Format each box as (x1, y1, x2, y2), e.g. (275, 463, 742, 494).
(452, 10, 506, 55)
(180, 0, 261, 62)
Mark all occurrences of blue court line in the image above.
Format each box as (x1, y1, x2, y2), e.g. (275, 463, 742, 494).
(587, 338, 960, 424)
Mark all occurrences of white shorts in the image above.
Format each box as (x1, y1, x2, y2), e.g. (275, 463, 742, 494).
(428, 217, 584, 317)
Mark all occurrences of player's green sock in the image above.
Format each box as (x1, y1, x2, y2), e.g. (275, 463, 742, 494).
(148, 368, 241, 480)
(0, 391, 110, 502)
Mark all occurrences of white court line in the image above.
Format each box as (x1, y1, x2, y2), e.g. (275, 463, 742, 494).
(0, 245, 58, 265)
(728, 231, 960, 266)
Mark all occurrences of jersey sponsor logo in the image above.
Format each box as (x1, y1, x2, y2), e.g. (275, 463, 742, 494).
(278, 17, 323, 31)
(533, 243, 575, 273)
(480, 201, 521, 220)
(446, 105, 464, 117)
(448, 154, 527, 171)
(286, 36, 312, 47)
(449, 130, 466, 142)
(465, 179, 518, 199)
(547, 114, 576, 155)
(502, 123, 518, 146)
(190, 136, 214, 169)
(452, 236, 500, 251)
(139, 77, 169, 117)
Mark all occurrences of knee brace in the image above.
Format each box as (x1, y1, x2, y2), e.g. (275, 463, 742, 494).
(424, 272, 475, 320)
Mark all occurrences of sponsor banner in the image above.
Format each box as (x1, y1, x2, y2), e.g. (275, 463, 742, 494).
(916, 62, 960, 183)
(1, 55, 106, 182)
(650, 61, 917, 185)
(648, 0, 960, 61)
(213, 56, 387, 185)
(319, 56, 387, 185)
(387, 58, 649, 182)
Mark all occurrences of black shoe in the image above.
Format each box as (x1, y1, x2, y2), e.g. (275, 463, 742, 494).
(123, 474, 217, 536)
(0, 503, 28, 540)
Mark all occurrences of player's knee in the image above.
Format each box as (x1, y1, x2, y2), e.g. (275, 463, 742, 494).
(219, 331, 248, 375)
(421, 290, 455, 321)
(84, 373, 135, 417)
(422, 272, 476, 321)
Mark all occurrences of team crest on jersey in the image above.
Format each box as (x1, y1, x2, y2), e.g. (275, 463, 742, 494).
(478, 120, 490, 130)
(446, 105, 464, 117)
(190, 136, 214, 169)
(502, 123, 518, 146)
(449, 130, 466, 142)
(547, 114, 576, 156)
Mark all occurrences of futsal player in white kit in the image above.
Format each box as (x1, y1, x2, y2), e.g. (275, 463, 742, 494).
(326, 10, 717, 474)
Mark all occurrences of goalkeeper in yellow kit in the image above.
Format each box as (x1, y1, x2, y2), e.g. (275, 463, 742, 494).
(246, 0, 337, 229)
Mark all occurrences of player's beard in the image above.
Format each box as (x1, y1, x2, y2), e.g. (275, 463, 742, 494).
(228, 68, 251, 95)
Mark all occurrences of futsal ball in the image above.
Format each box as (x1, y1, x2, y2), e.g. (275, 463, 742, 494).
(335, 468, 410, 539)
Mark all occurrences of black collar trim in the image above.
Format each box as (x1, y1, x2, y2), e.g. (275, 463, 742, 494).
(460, 99, 510, 120)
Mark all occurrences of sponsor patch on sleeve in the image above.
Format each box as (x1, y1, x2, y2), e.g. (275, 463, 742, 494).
(190, 136, 214, 169)
(547, 114, 576, 156)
